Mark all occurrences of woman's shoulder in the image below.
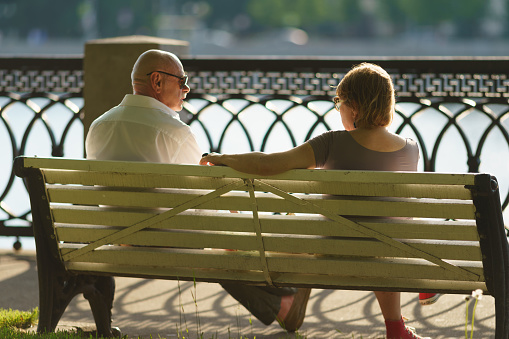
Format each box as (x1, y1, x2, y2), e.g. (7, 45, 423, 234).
(403, 137, 418, 148)
(388, 132, 418, 150)
(401, 137, 419, 158)
(316, 129, 350, 139)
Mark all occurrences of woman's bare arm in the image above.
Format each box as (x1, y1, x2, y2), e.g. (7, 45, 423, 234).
(200, 143, 316, 176)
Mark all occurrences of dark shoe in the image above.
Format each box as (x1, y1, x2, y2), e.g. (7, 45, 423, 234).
(419, 293, 441, 306)
(279, 288, 311, 332)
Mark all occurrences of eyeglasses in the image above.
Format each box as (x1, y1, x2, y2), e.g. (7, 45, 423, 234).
(146, 71, 188, 89)
(333, 97, 343, 111)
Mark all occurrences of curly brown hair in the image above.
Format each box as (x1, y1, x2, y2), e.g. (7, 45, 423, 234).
(335, 63, 395, 127)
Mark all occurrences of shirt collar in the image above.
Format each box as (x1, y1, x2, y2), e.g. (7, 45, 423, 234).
(120, 94, 179, 118)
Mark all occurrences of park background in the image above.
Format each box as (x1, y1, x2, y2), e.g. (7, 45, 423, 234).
(1, 0, 508, 56)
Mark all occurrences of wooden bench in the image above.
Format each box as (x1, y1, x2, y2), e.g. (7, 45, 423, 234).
(14, 156, 509, 337)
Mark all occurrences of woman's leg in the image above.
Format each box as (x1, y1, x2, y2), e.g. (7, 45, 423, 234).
(374, 291, 401, 321)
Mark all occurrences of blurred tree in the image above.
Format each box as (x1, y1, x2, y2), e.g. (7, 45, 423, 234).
(199, 0, 250, 30)
(397, 0, 486, 24)
(247, 0, 361, 28)
(0, 0, 82, 38)
(95, 0, 158, 38)
(0, 0, 160, 40)
(374, 0, 408, 35)
(396, 0, 488, 37)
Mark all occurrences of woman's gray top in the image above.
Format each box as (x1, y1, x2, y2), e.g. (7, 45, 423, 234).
(307, 130, 419, 171)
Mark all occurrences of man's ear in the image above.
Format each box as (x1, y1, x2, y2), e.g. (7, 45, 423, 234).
(149, 73, 163, 93)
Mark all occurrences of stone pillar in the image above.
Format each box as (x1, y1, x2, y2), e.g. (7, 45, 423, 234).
(83, 35, 189, 154)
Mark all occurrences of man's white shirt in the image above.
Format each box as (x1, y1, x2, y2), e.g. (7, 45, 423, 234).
(86, 94, 202, 164)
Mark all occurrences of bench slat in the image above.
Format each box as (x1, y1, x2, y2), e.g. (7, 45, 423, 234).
(42, 172, 472, 199)
(261, 217, 480, 241)
(263, 237, 482, 261)
(55, 225, 482, 261)
(25, 157, 475, 184)
(47, 187, 476, 220)
(63, 261, 486, 294)
(270, 273, 487, 294)
(265, 255, 484, 282)
(56, 226, 259, 251)
(64, 261, 268, 284)
(51, 207, 480, 241)
(259, 180, 472, 199)
(58, 245, 484, 282)
(60, 245, 263, 271)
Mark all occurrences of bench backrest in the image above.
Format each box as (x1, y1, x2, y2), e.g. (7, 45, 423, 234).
(14, 157, 508, 295)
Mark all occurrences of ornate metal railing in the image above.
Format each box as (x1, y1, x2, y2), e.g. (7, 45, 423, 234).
(1, 56, 508, 248)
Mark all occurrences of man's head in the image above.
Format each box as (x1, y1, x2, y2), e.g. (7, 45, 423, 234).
(131, 49, 190, 112)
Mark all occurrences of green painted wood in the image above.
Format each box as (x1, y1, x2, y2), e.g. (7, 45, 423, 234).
(44, 171, 241, 190)
(58, 244, 484, 282)
(56, 226, 259, 250)
(64, 261, 267, 284)
(261, 217, 480, 241)
(23, 157, 477, 185)
(60, 245, 264, 271)
(48, 186, 476, 220)
(265, 255, 484, 282)
(63, 262, 487, 294)
(56, 224, 481, 261)
(51, 208, 480, 242)
(269, 273, 488, 293)
(43, 172, 472, 199)
(262, 237, 482, 261)
(258, 180, 472, 199)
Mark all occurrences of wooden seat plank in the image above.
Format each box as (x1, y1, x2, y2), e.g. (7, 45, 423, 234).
(57, 244, 484, 282)
(52, 207, 480, 241)
(47, 186, 476, 220)
(43, 171, 473, 199)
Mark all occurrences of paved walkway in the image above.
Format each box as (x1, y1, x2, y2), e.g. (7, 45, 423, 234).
(0, 249, 496, 338)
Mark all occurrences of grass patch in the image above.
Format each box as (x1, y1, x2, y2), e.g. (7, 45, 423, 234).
(0, 308, 109, 339)
(0, 327, 90, 338)
(0, 308, 38, 329)
(0, 307, 310, 338)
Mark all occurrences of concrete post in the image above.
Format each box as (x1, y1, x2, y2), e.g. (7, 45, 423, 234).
(83, 35, 189, 154)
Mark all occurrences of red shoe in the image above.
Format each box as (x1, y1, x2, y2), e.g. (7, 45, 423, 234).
(385, 317, 431, 339)
(419, 293, 441, 306)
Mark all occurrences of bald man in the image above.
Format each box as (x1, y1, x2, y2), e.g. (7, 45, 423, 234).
(86, 49, 202, 164)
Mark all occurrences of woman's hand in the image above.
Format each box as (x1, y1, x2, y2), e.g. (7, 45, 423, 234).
(200, 152, 223, 166)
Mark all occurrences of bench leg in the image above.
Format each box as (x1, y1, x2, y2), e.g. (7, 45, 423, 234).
(494, 293, 509, 338)
(36, 265, 118, 337)
(37, 273, 82, 332)
(36, 249, 80, 333)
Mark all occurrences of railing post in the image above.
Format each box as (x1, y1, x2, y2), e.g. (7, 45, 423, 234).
(83, 35, 189, 155)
